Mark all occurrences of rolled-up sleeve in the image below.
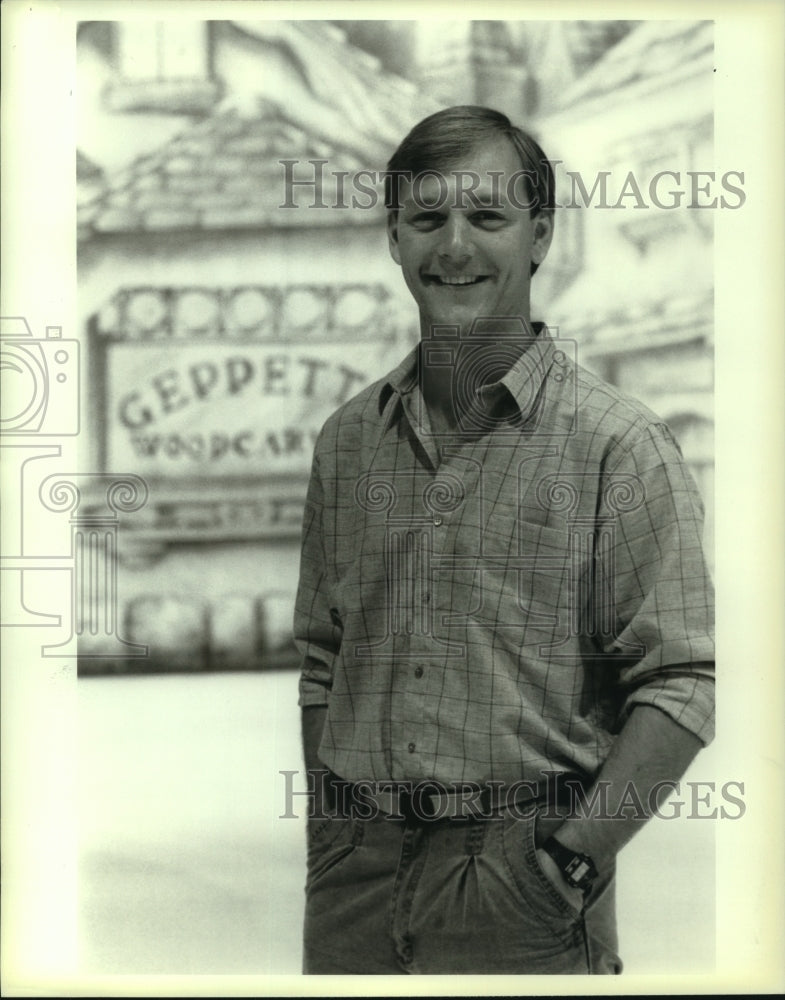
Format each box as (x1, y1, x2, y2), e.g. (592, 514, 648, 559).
(294, 447, 342, 708)
(600, 422, 715, 744)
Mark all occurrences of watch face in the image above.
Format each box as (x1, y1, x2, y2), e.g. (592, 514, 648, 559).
(543, 837, 597, 890)
(562, 852, 597, 889)
(568, 858, 591, 882)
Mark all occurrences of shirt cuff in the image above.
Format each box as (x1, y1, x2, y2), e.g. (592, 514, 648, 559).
(620, 667, 715, 746)
(298, 672, 331, 708)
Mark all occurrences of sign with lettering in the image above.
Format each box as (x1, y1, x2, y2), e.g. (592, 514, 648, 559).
(106, 341, 401, 479)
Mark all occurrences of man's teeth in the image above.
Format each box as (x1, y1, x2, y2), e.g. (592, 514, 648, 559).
(437, 276, 482, 285)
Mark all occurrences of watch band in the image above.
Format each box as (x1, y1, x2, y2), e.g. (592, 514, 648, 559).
(541, 836, 598, 892)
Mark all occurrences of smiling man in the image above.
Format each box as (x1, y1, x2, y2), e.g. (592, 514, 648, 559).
(294, 106, 715, 975)
(387, 135, 550, 331)
(387, 131, 553, 449)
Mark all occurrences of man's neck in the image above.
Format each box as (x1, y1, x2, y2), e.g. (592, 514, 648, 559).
(419, 324, 541, 434)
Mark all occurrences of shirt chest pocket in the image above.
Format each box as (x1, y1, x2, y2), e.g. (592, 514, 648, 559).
(443, 516, 580, 642)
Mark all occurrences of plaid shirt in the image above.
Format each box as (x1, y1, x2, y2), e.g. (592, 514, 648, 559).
(295, 327, 715, 785)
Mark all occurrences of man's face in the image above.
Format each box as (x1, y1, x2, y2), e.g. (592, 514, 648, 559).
(387, 136, 553, 338)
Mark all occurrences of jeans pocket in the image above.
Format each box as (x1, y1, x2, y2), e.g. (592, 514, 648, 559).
(501, 808, 579, 929)
(306, 814, 359, 892)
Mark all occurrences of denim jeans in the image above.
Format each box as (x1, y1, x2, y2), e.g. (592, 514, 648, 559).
(303, 803, 622, 975)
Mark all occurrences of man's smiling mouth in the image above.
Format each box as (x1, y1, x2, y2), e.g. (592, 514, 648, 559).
(425, 274, 490, 286)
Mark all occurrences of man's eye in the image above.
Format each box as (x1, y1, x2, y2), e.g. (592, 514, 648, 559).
(472, 211, 506, 226)
(410, 213, 444, 230)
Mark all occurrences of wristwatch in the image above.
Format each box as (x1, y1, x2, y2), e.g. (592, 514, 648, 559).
(541, 836, 598, 893)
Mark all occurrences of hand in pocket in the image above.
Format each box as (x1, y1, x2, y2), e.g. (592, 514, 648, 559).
(535, 847, 585, 914)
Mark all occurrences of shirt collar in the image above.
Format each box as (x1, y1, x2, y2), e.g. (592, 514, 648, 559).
(383, 344, 420, 403)
(379, 324, 559, 426)
(496, 324, 559, 423)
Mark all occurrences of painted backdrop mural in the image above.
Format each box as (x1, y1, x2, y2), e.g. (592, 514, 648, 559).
(76, 19, 714, 673)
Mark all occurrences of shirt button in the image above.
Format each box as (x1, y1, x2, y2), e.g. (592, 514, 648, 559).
(414, 666, 424, 679)
(433, 515, 443, 526)
(407, 742, 416, 753)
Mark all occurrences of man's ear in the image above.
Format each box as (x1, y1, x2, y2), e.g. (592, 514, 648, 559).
(387, 211, 402, 265)
(531, 211, 555, 268)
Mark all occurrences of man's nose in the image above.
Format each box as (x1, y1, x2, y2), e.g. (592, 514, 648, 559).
(436, 214, 474, 264)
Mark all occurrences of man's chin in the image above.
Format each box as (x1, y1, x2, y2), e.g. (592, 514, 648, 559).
(419, 304, 491, 337)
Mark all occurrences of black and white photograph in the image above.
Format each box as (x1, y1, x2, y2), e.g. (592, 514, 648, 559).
(1, 0, 783, 994)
